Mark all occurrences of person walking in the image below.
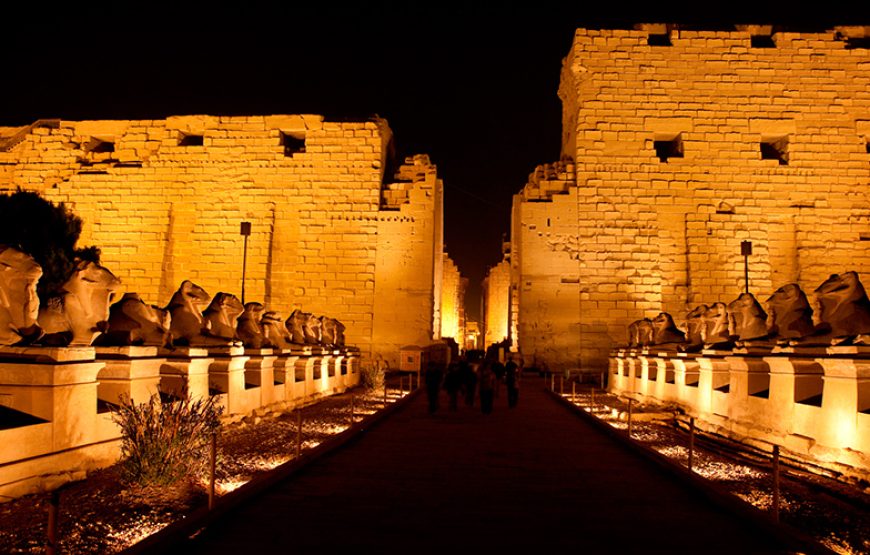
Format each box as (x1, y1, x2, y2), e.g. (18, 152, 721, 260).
(459, 356, 477, 407)
(443, 360, 462, 411)
(492, 358, 505, 398)
(478, 360, 495, 414)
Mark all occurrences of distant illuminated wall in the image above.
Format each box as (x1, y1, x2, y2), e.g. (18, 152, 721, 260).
(0, 115, 443, 362)
(440, 254, 464, 342)
(514, 25, 870, 373)
(372, 155, 444, 367)
(483, 259, 510, 347)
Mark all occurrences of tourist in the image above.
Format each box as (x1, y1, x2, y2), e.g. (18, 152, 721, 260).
(425, 360, 443, 414)
(459, 355, 477, 407)
(492, 358, 505, 398)
(479, 360, 495, 414)
(443, 360, 462, 411)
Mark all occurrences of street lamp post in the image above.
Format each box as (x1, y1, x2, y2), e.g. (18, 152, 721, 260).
(240, 221, 251, 303)
(741, 240, 752, 294)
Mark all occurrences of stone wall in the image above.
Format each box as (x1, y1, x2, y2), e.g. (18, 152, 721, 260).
(373, 155, 444, 367)
(482, 258, 510, 348)
(440, 253, 465, 344)
(0, 115, 443, 362)
(514, 26, 870, 374)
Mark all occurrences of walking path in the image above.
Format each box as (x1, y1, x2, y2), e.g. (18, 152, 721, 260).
(167, 377, 794, 554)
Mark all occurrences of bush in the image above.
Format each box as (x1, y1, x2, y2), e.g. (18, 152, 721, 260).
(112, 393, 223, 487)
(0, 189, 100, 301)
(361, 363, 385, 390)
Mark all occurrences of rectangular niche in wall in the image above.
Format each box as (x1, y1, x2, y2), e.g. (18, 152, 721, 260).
(86, 137, 115, 153)
(654, 133, 684, 162)
(178, 132, 204, 146)
(750, 34, 776, 48)
(761, 135, 789, 165)
(280, 131, 306, 157)
(648, 32, 672, 46)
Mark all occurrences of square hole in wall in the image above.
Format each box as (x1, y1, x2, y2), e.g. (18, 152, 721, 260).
(845, 37, 870, 49)
(178, 132, 204, 146)
(280, 131, 306, 157)
(761, 135, 789, 165)
(750, 35, 776, 48)
(648, 32, 672, 46)
(653, 133, 683, 162)
(86, 137, 115, 153)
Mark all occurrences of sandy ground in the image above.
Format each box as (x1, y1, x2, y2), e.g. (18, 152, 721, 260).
(0, 385, 397, 554)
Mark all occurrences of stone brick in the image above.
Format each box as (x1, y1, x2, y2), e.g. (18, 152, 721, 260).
(1, 115, 444, 366)
(514, 26, 870, 375)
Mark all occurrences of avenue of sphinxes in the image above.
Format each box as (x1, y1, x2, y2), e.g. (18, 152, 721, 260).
(2, 20, 870, 501)
(0, 115, 462, 368)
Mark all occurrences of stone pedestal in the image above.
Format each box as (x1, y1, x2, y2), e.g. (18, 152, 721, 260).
(672, 355, 700, 408)
(724, 355, 779, 437)
(0, 347, 103, 452)
(815, 356, 870, 450)
(157, 347, 214, 399)
(95, 346, 164, 405)
(244, 349, 279, 407)
(273, 352, 300, 390)
(319, 355, 334, 392)
(206, 346, 251, 415)
(697, 355, 731, 418)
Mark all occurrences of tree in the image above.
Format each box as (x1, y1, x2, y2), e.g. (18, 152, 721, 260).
(0, 190, 100, 301)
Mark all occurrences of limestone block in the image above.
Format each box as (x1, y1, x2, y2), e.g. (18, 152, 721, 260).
(95, 346, 163, 405)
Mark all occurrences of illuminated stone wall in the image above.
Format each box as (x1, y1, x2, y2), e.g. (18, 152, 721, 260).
(440, 254, 465, 344)
(373, 155, 444, 366)
(514, 26, 870, 373)
(482, 258, 510, 348)
(0, 115, 443, 361)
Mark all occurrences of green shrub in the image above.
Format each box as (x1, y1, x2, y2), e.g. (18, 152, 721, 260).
(112, 393, 223, 487)
(0, 189, 100, 302)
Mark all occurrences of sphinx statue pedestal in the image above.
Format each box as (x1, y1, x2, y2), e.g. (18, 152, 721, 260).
(272, 350, 300, 400)
(0, 347, 120, 500)
(95, 346, 164, 406)
(243, 348, 280, 408)
(206, 347, 252, 415)
(814, 355, 870, 453)
(0, 347, 104, 450)
(157, 347, 214, 400)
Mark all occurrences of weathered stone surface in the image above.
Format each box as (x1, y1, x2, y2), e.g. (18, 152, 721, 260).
(0, 246, 42, 346)
(766, 283, 814, 341)
(727, 293, 769, 342)
(1, 116, 445, 365)
(813, 271, 870, 341)
(512, 27, 870, 373)
(95, 292, 171, 347)
(37, 261, 121, 346)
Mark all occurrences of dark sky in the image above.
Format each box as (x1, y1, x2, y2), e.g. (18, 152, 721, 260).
(2, 5, 867, 320)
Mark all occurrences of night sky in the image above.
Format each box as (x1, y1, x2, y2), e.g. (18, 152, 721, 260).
(2, 5, 867, 320)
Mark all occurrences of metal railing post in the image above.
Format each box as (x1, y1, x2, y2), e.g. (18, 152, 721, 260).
(296, 409, 303, 458)
(46, 489, 59, 555)
(688, 417, 695, 472)
(772, 445, 780, 522)
(208, 432, 217, 510)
